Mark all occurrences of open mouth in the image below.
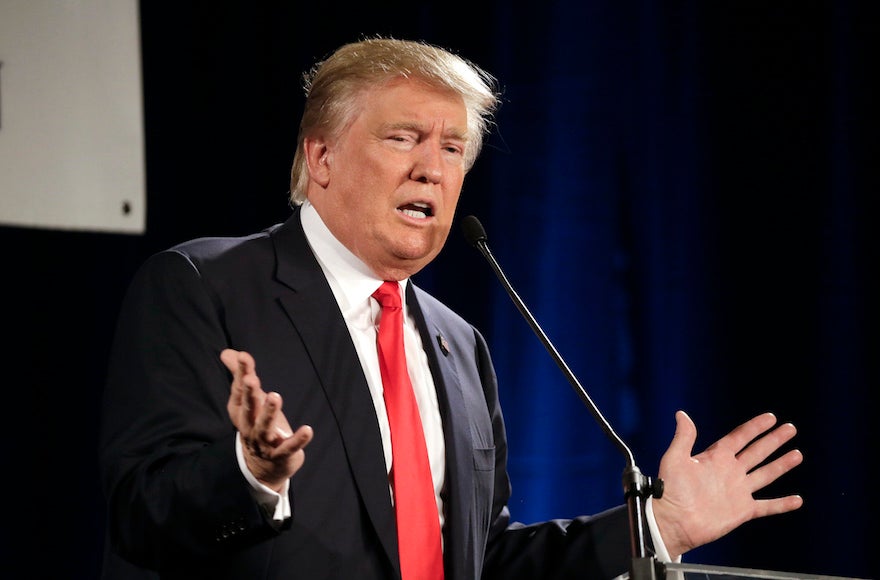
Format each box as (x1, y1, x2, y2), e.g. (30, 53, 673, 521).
(398, 202, 433, 219)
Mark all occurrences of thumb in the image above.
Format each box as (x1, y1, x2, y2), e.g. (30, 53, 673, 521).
(667, 410, 697, 458)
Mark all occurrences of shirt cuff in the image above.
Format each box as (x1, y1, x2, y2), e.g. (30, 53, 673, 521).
(235, 432, 292, 523)
(646, 496, 681, 563)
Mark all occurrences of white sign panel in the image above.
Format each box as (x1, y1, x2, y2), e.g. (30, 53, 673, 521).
(0, 0, 145, 233)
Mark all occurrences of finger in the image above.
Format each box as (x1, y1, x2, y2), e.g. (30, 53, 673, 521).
(220, 348, 241, 375)
(666, 410, 697, 458)
(746, 448, 804, 492)
(235, 350, 257, 376)
(223, 349, 259, 410)
(243, 379, 266, 424)
(222, 349, 245, 406)
(752, 494, 804, 519)
(263, 391, 296, 440)
(220, 348, 240, 374)
(221, 348, 257, 376)
(255, 391, 284, 445)
(275, 425, 314, 455)
(715, 412, 778, 455)
(736, 422, 798, 472)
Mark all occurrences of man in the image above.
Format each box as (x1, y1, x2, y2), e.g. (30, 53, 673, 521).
(100, 37, 803, 579)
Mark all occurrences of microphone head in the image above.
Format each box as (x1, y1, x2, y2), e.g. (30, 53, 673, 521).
(461, 215, 488, 247)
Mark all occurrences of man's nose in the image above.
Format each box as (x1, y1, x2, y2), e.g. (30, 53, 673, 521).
(411, 142, 443, 184)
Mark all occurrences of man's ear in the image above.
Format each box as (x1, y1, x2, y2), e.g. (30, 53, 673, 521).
(304, 136, 331, 188)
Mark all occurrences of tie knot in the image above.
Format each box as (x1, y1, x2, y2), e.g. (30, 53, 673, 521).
(372, 281, 402, 310)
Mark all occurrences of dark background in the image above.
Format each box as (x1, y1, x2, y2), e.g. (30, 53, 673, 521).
(3, 1, 876, 578)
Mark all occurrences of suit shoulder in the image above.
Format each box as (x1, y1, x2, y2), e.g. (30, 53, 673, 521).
(127, 225, 282, 291)
(166, 224, 282, 265)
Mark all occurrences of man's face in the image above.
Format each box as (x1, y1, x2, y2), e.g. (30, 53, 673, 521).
(307, 78, 469, 281)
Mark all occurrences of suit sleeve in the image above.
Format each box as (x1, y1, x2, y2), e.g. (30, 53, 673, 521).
(474, 328, 633, 579)
(99, 250, 279, 571)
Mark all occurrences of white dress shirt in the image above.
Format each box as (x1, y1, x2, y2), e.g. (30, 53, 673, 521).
(237, 201, 445, 529)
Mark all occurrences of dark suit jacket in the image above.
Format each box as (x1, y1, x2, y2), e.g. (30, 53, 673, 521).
(99, 207, 631, 579)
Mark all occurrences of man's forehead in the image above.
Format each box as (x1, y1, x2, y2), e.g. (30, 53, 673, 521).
(361, 79, 467, 127)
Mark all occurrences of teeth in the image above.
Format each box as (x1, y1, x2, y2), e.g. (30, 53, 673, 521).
(400, 202, 431, 219)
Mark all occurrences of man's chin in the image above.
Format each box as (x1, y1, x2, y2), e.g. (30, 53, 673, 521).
(371, 247, 440, 279)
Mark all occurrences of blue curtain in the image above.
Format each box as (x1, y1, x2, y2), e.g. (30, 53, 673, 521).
(428, 1, 875, 576)
(468, 0, 713, 550)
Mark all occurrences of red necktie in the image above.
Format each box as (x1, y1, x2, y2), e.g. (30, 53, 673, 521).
(372, 281, 444, 580)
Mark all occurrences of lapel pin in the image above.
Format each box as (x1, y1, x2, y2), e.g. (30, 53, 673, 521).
(436, 334, 450, 356)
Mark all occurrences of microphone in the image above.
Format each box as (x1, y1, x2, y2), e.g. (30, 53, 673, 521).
(461, 214, 662, 579)
(461, 215, 633, 462)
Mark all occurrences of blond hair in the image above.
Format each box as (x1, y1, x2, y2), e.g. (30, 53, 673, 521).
(289, 37, 500, 205)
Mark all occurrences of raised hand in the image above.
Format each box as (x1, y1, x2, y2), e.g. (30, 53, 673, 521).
(651, 410, 804, 559)
(221, 348, 314, 491)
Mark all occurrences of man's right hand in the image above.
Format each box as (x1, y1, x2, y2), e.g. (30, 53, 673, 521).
(221, 348, 314, 492)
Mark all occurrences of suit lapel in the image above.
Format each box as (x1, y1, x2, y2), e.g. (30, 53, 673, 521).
(271, 212, 400, 574)
(407, 284, 473, 580)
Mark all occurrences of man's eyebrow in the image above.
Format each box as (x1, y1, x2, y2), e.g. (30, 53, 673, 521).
(382, 121, 468, 142)
(444, 128, 469, 142)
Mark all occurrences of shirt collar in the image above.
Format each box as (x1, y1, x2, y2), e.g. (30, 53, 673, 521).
(300, 201, 409, 314)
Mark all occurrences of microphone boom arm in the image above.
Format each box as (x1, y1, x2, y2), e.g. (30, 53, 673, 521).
(475, 238, 633, 464)
(463, 216, 663, 579)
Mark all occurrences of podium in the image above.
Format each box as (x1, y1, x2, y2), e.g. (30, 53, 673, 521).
(615, 561, 870, 580)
